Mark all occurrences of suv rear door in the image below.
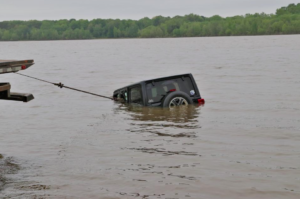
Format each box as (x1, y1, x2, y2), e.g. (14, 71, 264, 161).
(145, 75, 197, 105)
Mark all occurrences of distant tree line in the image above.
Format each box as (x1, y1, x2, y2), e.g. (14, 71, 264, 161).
(0, 3, 300, 41)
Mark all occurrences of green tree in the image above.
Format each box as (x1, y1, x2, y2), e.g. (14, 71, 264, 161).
(0, 3, 300, 41)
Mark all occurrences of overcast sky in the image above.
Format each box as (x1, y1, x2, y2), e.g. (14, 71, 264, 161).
(0, 0, 296, 21)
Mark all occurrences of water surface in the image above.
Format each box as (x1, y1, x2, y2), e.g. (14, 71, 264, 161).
(0, 36, 300, 198)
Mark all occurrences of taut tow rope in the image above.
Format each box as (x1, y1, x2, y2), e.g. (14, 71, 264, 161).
(15, 73, 113, 100)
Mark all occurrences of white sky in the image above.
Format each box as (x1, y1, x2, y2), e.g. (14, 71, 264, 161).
(0, 0, 297, 21)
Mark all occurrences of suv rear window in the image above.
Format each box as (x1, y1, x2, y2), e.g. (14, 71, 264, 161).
(146, 77, 195, 104)
(129, 86, 143, 104)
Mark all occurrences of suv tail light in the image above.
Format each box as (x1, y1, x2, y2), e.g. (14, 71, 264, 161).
(198, 98, 205, 104)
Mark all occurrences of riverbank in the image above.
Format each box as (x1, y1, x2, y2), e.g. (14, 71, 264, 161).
(0, 154, 20, 192)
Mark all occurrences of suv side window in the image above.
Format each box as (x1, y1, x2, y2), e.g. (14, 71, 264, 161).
(129, 86, 143, 104)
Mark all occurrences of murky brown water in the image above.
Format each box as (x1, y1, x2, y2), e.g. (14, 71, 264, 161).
(0, 36, 300, 199)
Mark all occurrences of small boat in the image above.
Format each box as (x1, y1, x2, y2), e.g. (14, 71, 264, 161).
(0, 59, 35, 102)
(0, 59, 34, 74)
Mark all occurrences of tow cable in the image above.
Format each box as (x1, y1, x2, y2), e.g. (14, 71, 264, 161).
(15, 73, 113, 100)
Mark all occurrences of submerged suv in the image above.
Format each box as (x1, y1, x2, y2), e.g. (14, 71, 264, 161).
(113, 73, 205, 108)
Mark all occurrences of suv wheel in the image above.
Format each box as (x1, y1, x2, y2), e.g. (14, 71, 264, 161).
(162, 91, 192, 108)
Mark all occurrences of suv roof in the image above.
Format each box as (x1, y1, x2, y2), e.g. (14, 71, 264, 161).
(114, 73, 193, 94)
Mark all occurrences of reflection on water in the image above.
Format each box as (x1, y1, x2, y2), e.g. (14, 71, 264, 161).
(113, 104, 202, 165)
(115, 103, 202, 130)
(121, 104, 201, 123)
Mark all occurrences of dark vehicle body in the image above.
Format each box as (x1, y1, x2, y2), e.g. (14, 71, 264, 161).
(113, 73, 205, 107)
(0, 59, 35, 102)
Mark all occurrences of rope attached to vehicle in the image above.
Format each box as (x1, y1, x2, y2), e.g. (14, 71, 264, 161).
(15, 73, 113, 100)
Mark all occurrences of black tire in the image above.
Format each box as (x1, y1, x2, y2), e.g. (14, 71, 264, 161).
(162, 91, 192, 108)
